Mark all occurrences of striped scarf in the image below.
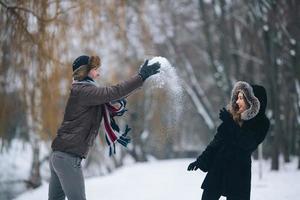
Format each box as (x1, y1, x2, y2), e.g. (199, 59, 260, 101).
(73, 77, 131, 156)
(102, 99, 131, 156)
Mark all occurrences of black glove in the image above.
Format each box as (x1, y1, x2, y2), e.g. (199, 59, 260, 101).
(138, 60, 160, 81)
(219, 108, 234, 124)
(219, 108, 237, 142)
(187, 160, 201, 171)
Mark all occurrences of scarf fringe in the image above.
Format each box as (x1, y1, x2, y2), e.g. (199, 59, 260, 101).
(102, 99, 131, 156)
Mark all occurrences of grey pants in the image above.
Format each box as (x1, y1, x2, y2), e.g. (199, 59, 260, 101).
(48, 151, 86, 200)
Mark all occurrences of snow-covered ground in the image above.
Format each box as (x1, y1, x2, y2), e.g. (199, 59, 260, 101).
(14, 158, 300, 200)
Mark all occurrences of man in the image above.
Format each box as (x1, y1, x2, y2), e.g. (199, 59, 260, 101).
(48, 55, 160, 200)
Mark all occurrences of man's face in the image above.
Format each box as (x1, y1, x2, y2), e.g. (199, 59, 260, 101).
(88, 67, 100, 79)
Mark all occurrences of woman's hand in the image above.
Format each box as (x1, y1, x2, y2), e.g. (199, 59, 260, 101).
(219, 108, 233, 123)
(187, 160, 201, 171)
(218, 109, 237, 143)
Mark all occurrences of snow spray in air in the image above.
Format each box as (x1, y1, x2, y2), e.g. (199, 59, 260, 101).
(143, 56, 183, 126)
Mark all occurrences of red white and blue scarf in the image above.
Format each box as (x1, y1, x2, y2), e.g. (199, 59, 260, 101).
(74, 77, 131, 156)
(102, 99, 131, 156)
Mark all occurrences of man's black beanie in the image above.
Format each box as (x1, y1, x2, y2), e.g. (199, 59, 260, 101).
(72, 55, 89, 72)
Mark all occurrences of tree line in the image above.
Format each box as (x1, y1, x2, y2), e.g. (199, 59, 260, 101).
(0, 0, 299, 196)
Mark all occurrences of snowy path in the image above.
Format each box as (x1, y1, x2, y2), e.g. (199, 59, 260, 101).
(14, 158, 300, 200)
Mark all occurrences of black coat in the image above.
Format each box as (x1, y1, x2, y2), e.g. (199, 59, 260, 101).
(197, 117, 269, 199)
(197, 85, 270, 199)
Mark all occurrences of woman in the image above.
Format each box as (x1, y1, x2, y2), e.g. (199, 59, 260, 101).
(187, 81, 270, 200)
(49, 55, 160, 200)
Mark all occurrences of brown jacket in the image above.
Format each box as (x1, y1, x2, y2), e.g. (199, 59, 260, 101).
(51, 75, 143, 158)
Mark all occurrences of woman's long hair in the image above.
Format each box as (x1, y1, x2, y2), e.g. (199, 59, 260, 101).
(229, 91, 250, 125)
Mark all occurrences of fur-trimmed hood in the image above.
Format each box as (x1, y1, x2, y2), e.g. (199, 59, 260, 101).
(251, 84, 267, 117)
(228, 81, 260, 121)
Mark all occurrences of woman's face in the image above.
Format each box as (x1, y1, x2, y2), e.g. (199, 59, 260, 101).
(236, 92, 248, 114)
(88, 67, 100, 79)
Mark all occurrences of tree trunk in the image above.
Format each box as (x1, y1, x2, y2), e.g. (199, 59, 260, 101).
(262, 20, 280, 170)
(218, 0, 232, 88)
(27, 141, 41, 188)
(298, 139, 300, 169)
(198, 0, 230, 100)
(258, 144, 263, 179)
